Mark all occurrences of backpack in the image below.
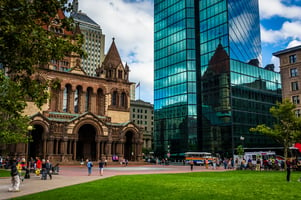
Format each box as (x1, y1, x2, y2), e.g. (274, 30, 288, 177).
(87, 161, 93, 168)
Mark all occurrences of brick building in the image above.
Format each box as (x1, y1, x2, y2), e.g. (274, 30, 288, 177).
(273, 45, 301, 116)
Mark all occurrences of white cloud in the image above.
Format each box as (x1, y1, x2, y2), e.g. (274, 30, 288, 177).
(271, 56, 280, 72)
(259, 0, 301, 20)
(270, 40, 301, 72)
(79, 0, 154, 103)
(261, 21, 301, 44)
(287, 39, 301, 48)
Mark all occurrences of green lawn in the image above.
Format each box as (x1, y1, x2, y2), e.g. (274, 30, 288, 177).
(0, 169, 10, 177)
(14, 171, 301, 200)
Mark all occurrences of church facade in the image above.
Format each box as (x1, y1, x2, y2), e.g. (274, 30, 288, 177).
(7, 10, 143, 163)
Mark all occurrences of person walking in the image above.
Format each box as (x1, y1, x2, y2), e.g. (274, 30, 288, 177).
(35, 157, 42, 177)
(286, 158, 292, 182)
(98, 160, 104, 176)
(8, 159, 20, 192)
(190, 160, 194, 171)
(205, 158, 209, 169)
(80, 158, 84, 168)
(46, 160, 52, 180)
(212, 158, 217, 170)
(41, 159, 47, 180)
(87, 159, 93, 176)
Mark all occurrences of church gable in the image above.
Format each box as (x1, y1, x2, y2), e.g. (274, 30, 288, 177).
(68, 58, 87, 75)
(97, 38, 129, 81)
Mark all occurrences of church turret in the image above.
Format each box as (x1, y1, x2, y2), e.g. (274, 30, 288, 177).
(72, 0, 79, 14)
(101, 38, 129, 81)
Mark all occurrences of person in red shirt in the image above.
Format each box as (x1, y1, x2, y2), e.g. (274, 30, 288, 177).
(35, 157, 42, 176)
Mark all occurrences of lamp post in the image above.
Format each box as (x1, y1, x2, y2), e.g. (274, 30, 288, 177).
(240, 136, 245, 148)
(167, 145, 170, 160)
(27, 125, 33, 160)
(240, 136, 245, 157)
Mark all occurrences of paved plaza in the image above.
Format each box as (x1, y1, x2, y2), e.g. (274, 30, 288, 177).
(0, 163, 226, 200)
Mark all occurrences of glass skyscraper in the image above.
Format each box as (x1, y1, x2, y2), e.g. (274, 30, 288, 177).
(154, 0, 282, 157)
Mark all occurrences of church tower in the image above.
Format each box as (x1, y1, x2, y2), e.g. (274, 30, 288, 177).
(72, 0, 79, 13)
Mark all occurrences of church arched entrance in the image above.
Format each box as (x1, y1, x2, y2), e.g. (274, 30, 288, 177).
(77, 124, 96, 161)
(124, 131, 134, 161)
(28, 124, 43, 159)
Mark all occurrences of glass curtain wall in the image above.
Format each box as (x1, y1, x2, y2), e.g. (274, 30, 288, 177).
(200, 0, 281, 155)
(154, 0, 282, 157)
(154, 0, 198, 156)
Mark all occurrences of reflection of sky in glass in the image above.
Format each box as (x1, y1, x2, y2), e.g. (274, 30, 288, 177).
(228, 0, 261, 65)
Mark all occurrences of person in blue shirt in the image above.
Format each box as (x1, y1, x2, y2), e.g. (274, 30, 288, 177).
(86, 159, 93, 176)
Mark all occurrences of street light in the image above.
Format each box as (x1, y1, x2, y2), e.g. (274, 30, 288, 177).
(27, 125, 33, 159)
(240, 136, 245, 147)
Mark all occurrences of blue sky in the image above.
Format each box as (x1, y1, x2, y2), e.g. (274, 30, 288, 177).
(78, 0, 301, 104)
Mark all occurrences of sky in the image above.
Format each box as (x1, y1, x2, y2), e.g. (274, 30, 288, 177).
(77, 0, 301, 104)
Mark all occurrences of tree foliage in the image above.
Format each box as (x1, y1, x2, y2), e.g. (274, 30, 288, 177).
(0, 0, 85, 144)
(250, 99, 301, 159)
(236, 145, 244, 156)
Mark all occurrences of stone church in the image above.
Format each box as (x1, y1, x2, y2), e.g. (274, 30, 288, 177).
(8, 10, 143, 163)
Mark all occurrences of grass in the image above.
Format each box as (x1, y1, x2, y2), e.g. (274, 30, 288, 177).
(0, 169, 10, 177)
(14, 171, 301, 200)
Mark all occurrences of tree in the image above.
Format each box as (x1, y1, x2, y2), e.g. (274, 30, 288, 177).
(236, 145, 244, 157)
(250, 99, 301, 160)
(0, 0, 84, 144)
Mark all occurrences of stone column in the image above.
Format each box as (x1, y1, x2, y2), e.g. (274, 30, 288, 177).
(43, 139, 47, 158)
(90, 92, 97, 113)
(80, 91, 86, 113)
(60, 140, 64, 155)
(100, 142, 104, 155)
(63, 137, 68, 155)
(69, 89, 75, 113)
(96, 141, 100, 161)
(57, 88, 64, 112)
(73, 140, 77, 160)
(47, 139, 53, 155)
(106, 141, 112, 160)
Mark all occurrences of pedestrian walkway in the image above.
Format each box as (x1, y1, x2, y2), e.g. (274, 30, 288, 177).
(0, 164, 226, 200)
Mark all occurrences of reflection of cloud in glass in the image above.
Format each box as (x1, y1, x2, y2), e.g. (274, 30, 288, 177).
(229, 12, 261, 64)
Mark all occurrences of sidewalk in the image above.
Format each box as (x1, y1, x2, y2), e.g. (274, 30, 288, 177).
(0, 164, 226, 200)
(0, 170, 107, 200)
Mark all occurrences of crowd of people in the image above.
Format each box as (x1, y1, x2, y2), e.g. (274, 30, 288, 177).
(0, 156, 56, 192)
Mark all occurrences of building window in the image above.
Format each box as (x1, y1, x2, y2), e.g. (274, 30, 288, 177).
(62, 86, 70, 112)
(295, 109, 301, 117)
(291, 82, 299, 91)
(121, 92, 127, 107)
(112, 91, 118, 106)
(290, 68, 298, 77)
(289, 54, 297, 64)
(118, 70, 123, 79)
(133, 108, 135, 112)
(74, 87, 79, 113)
(292, 96, 300, 104)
